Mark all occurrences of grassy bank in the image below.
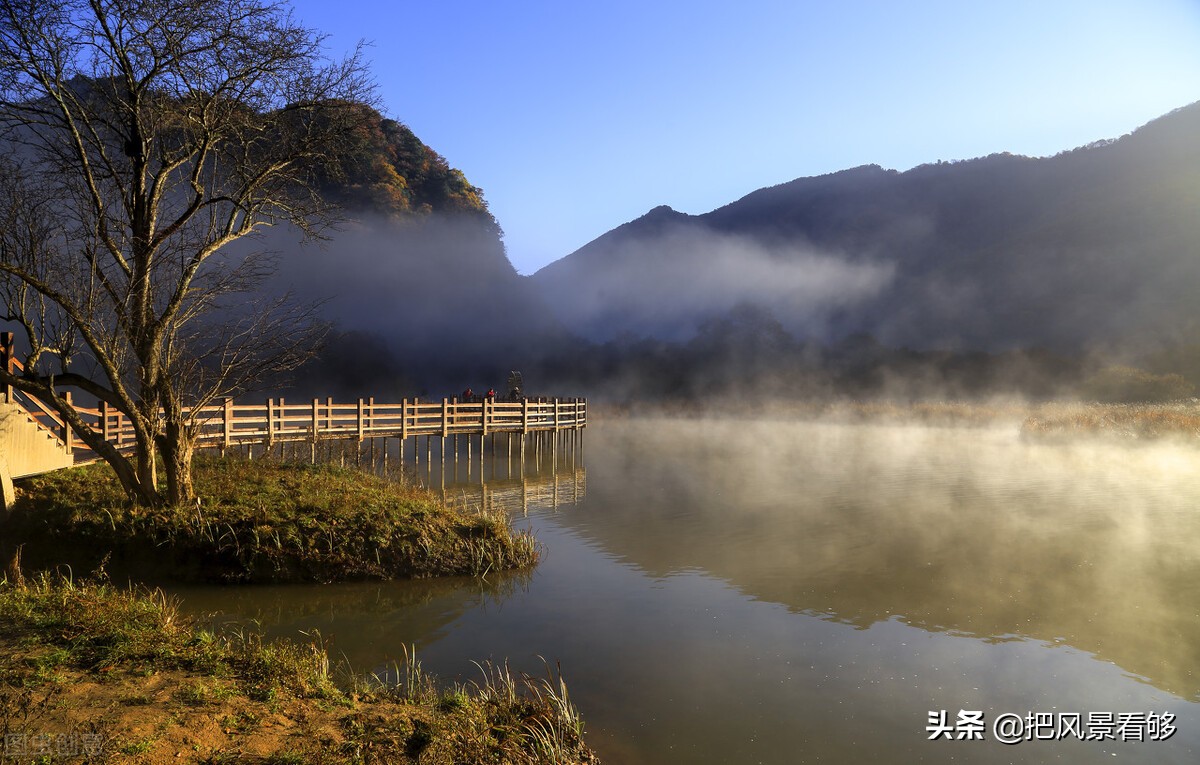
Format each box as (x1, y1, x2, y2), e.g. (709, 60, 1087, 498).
(598, 397, 1200, 439)
(0, 574, 596, 764)
(1021, 401, 1200, 440)
(3, 457, 538, 583)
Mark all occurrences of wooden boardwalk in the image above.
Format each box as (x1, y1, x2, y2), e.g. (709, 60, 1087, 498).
(10, 393, 586, 467)
(2, 335, 585, 474)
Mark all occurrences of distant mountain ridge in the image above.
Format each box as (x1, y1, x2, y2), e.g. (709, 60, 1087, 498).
(531, 102, 1200, 358)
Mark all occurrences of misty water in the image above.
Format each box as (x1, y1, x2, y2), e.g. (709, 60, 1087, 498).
(172, 417, 1200, 764)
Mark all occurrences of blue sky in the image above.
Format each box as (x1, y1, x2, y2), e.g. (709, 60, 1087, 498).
(288, 0, 1200, 274)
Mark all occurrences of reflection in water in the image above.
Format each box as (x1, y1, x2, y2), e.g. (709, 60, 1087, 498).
(171, 418, 1200, 764)
(171, 458, 583, 671)
(564, 420, 1200, 701)
(432, 468, 586, 517)
(173, 570, 534, 673)
(348, 428, 587, 517)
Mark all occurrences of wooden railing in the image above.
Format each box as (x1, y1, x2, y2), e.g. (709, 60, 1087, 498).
(1, 332, 585, 466)
(1, 350, 79, 453)
(94, 396, 587, 453)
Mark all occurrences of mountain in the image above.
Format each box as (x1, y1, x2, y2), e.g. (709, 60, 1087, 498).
(264, 107, 571, 398)
(531, 103, 1200, 359)
(315, 104, 502, 231)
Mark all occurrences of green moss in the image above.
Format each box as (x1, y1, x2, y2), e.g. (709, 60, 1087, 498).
(4, 457, 539, 583)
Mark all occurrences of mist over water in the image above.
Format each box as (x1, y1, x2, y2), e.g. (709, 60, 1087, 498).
(536, 222, 896, 343)
(172, 418, 1200, 764)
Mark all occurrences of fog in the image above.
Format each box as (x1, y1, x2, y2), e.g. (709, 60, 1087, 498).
(206, 203, 1182, 406)
(533, 223, 895, 343)
(564, 417, 1200, 700)
(168, 415, 1200, 764)
(241, 213, 572, 397)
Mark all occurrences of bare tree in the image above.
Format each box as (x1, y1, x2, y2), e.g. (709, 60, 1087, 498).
(0, 0, 374, 505)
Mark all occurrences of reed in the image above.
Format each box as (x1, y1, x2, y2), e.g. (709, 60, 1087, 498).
(1021, 402, 1200, 440)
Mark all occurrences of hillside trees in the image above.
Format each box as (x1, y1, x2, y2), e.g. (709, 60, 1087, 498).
(0, 0, 374, 506)
(313, 106, 498, 228)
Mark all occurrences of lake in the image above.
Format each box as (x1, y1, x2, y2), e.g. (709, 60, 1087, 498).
(172, 417, 1200, 764)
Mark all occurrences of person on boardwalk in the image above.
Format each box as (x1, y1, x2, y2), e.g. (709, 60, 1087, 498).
(506, 371, 523, 401)
(462, 387, 474, 401)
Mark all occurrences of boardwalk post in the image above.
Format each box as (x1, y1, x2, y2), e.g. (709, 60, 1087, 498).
(266, 397, 274, 448)
(1, 332, 12, 403)
(100, 401, 109, 442)
(554, 397, 560, 431)
(310, 398, 319, 458)
(442, 398, 449, 438)
(357, 398, 365, 442)
(522, 398, 529, 434)
(62, 391, 73, 455)
(223, 398, 233, 451)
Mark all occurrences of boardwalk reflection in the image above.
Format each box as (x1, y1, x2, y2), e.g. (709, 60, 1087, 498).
(392, 428, 586, 516)
(297, 427, 588, 516)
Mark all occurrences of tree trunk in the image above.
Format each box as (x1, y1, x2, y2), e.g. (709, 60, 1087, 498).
(133, 433, 159, 505)
(112, 446, 159, 507)
(159, 422, 195, 506)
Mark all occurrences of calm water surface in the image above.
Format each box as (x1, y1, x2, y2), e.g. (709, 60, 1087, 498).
(173, 418, 1200, 764)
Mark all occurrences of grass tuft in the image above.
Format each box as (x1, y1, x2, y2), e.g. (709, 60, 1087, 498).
(0, 574, 598, 764)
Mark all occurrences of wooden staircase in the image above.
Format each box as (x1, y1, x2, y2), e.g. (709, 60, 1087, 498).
(0, 400, 75, 479)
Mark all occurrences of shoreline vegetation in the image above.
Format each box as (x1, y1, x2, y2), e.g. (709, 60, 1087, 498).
(0, 458, 596, 762)
(3, 457, 539, 584)
(594, 398, 1200, 440)
(1019, 401, 1200, 440)
(0, 573, 596, 764)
